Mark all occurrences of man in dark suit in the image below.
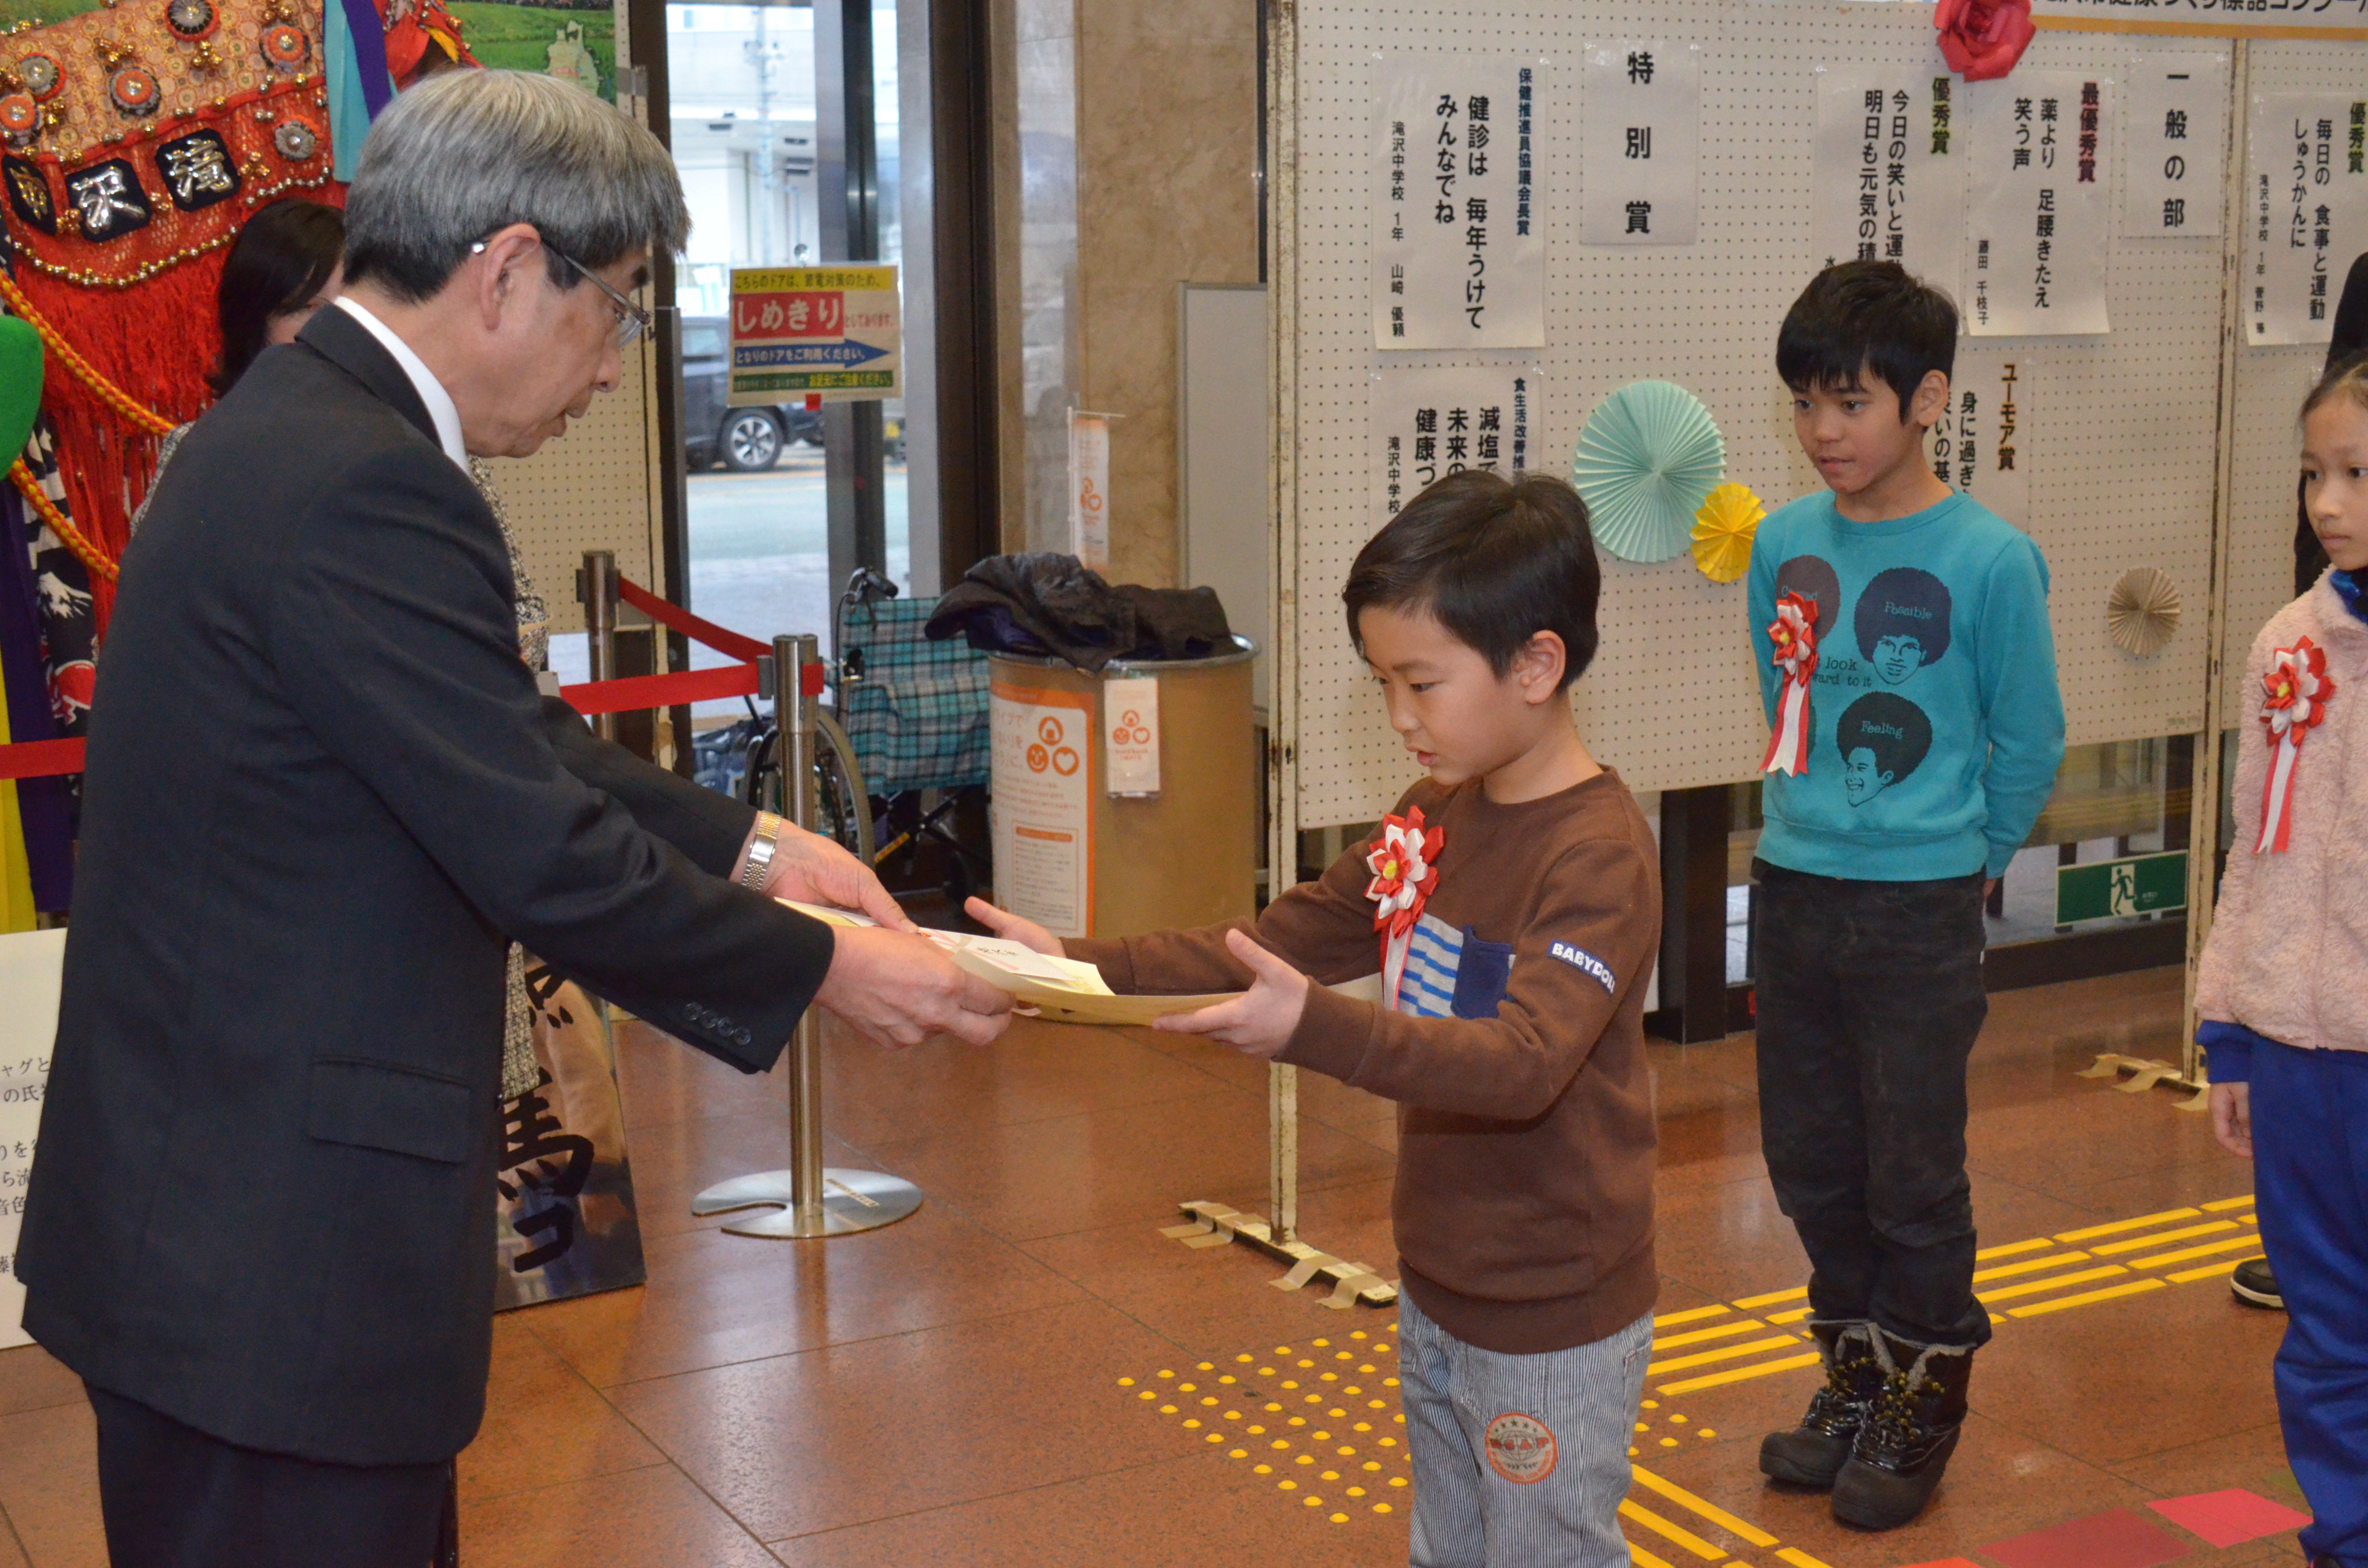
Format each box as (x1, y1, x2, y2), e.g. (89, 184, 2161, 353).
(16, 70, 1011, 1568)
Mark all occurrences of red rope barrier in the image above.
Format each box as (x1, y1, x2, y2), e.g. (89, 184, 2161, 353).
(0, 582, 790, 778)
(616, 577, 771, 664)
(0, 738, 86, 781)
(559, 662, 761, 716)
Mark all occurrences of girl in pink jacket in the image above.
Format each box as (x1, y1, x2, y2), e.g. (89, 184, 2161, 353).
(2199, 356, 2368, 1568)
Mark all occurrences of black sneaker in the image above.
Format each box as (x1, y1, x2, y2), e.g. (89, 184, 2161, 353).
(2231, 1257, 2283, 1311)
(1831, 1330, 1974, 1530)
(1760, 1321, 1882, 1490)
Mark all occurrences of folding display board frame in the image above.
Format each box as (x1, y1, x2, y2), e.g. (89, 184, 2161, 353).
(1231, 0, 2368, 1286)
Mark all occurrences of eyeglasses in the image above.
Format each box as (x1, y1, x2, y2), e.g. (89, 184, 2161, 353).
(470, 238, 652, 347)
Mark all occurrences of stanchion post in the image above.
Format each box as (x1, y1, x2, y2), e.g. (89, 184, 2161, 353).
(689, 632, 925, 1238)
(577, 550, 620, 743)
(778, 634, 829, 1230)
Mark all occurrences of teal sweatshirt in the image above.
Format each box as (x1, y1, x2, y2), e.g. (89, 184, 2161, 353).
(1747, 490, 2065, 882)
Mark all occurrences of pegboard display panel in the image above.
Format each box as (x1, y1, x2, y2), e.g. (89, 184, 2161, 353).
(2220, 41, 2366, 719)
(480, 344, 661, 637)
(1286, 4, 2242, 827)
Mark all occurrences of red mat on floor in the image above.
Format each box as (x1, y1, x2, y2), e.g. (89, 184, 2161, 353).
(2148, 1488, 2313, 1548)
(1981, 1507, 2195, 1568)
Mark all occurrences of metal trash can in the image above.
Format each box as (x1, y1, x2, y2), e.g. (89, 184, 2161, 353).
(986, 637, 1258, 939)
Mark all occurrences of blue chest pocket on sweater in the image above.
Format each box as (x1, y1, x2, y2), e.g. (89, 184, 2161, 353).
(1395, 913, 1515, 1019)
(1449, 930, 1515, 1019)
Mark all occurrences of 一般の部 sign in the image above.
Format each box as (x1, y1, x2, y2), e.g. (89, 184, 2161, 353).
(728, 266, 902, 403)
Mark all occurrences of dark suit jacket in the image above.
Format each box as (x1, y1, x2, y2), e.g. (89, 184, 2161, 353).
(17, 306, 834, 1466)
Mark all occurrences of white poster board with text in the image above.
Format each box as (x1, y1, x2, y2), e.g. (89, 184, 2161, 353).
(0, 930, 64, 1350)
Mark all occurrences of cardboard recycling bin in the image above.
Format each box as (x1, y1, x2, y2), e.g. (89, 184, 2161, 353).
(987, 637, 1258, 939)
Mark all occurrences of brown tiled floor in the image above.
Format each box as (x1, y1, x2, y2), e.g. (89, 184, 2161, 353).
(0, 964, 2309, 1567)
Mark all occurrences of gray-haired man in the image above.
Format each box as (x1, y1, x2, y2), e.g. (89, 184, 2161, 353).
(17, 71, 1009, 1568)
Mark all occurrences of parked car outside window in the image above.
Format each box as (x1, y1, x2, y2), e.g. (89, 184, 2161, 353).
(682, 317, 821, 472)
(681, 317, 907, 472)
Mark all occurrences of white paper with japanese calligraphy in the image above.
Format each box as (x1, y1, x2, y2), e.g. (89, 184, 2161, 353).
(1811, 69, 1964, 300)
(2121, 53, 2228, 240)
(1581, 42, 1698, 246)
(0, 931, 62, 1350)
(1962, 74, 2112, 336)
(2243, 92, 2368, 347)
(1372, 58, 1547, 348)
(1369, 365, 1536, 521)
(2032, 0, 2368, 33)
(1928, 347, 2034, 531)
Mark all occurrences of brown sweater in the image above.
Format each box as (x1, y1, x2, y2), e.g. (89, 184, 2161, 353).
(1068, 770, 1660, 1354)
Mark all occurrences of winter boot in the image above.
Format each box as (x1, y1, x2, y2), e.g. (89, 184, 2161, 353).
(1830, 1329, 1973, 1529)
(1759, 1320, 1883, 1489)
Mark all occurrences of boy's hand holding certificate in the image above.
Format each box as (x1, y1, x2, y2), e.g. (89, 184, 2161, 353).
(782, 900, 1244, 1026)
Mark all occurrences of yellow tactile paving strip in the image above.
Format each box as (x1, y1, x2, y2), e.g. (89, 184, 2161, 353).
(1119, 1191, 2256, 1560)
(1120, 1332, 1413, 1525)
(1637, 1193, 2261, 1398)
(1119, 1332, 1831, 1567)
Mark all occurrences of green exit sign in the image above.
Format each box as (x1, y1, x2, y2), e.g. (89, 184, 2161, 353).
(2056, 850, 2188, 926)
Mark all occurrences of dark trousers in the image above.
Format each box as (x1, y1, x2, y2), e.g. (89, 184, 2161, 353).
(2252, 1037, 2368, 1568)
(88, 1383, 458, 1568)
(1751, 860, 1992, 1349)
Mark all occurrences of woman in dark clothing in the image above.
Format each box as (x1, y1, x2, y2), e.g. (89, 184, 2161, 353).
(209, 199, 345, 396)
(131, 201, 344, 535)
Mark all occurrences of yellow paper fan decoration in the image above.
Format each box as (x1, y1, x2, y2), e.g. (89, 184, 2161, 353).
(1690, 482, 1764, 583)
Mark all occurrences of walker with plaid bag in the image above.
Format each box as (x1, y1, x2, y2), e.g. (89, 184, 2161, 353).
(831, 571, 992, 900)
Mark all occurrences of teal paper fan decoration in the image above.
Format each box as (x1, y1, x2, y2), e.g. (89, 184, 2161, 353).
(1570, 380, 1727, 564)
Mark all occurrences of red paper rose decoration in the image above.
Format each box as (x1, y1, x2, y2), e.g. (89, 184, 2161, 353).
(1935, 0, 2035, 83)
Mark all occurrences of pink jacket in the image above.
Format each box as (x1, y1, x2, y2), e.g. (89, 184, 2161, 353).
(2195, 572, 2368, 1054)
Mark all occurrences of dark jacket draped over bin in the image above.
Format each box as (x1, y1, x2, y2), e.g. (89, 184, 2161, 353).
(925, 552, 1233, 671)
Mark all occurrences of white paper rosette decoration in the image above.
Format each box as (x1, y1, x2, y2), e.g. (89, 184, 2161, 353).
(1571, 380, 1727, 564)
(2106, 568, 2182, 656)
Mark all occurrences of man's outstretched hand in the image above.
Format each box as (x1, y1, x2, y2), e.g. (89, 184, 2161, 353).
(1152, 929, 1310, 1060)
(963, 897, 1064, 956)
(753, 821, 916, 932)
(815, 925, 1013, 1048)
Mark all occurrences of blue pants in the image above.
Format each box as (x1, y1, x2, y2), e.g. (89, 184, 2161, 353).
(1399, 1293, 1653, 1568)
(2253, 1037, 2368, 1567)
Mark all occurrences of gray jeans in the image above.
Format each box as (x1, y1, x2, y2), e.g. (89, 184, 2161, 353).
(1400, 1292, 1653, 1568)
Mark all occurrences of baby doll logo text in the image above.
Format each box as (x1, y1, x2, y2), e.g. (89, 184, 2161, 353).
(1549, 942, 1616, 993)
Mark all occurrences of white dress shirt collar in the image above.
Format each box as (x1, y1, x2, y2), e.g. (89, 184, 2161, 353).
(333, 296, 469, 473)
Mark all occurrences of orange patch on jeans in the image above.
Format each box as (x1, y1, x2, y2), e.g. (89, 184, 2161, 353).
(1483, 1411, 1557, 1484)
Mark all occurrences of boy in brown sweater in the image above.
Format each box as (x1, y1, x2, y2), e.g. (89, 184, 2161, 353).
(971, 470, 1662, 1568)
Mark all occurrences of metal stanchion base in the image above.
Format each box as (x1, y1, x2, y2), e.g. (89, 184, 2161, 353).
(691, 1168, 925, 1237)
(1159, 1200, 1398, 1308)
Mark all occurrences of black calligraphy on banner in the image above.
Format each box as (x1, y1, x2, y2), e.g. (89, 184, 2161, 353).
(1814, 72, 1962, 298)
(1584, 39, 1697, 245)
(1372, 365, 1534, 517)
(490, 963, 647, 1310)
(499, 1071, 593, 1273)
(1372, 57, 1544, 348)
(1964, 73, 2109, 335)
(2245, 90, 2368, 343)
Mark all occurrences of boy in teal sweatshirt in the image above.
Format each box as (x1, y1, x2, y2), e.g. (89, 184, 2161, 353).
(1746, 261, 2064, 1530)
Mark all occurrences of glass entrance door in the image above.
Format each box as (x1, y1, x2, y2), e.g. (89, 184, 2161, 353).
(664, 0, 909, 711)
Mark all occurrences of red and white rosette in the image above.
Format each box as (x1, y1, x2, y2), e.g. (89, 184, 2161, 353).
(1761, 591, 1821, 777)
(1364, 806, 1444, 1013)
(2255, 637, 2337, 855)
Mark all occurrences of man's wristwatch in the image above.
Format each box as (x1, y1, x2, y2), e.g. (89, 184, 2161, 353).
(740, 811, 783, 892)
